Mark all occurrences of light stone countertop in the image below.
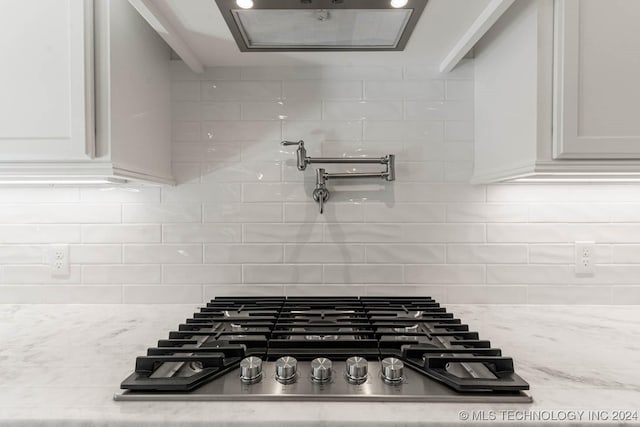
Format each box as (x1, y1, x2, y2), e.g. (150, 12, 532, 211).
(0, 303, 639, 426)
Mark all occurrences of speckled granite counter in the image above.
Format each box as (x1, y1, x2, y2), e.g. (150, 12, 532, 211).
(0, 304, 639, 426)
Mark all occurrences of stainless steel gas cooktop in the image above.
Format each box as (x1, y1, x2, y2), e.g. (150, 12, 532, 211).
(114, 297, 532, 402)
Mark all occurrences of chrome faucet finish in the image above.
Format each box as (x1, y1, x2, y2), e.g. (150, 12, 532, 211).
(281, 140, 395, 214)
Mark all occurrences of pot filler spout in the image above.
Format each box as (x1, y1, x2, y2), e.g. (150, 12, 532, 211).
(282, 140, 395, 214)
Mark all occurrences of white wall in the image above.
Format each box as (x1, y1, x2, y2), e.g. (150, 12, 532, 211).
(0, 59, 639, 304)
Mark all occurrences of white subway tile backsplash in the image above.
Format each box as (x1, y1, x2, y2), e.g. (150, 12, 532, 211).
(204, 203, 282, 223)
(323, 101, 403, 121)
(83, 265, 161, 284)
(0, 188, 79, 203)
(243, 264, 322, 284)
(282, 121, 362, 143)
(82, 225, 160, 243)
(364, 81, 444, 101)
(243, 183, 307, 202)
(201, 81, 281, 101)
(446, 204, 529, 222)
(123, 203, 202, 223)
(0, 225, 80, 243)
(172, 122, 201, 142)
(164, 265, 242, 284)
(527, 244, 600, 264)
(529, 204, 611, 222)
(324, 264, 403, 284)
(488, 224, 640, 243)
(394, 162, 444, 182)
(283, 81, 362, 100)
(202, 162, 281, 183)
(241, 67, 322, 81)
(612, 245, 640, 263)
(363, 120, 443, 141)
(241, 101, 321, 121)
(446, 285, 527, 304)
(70, 245, 121, 264)
(204, 284, 285, 299)
(323, 224, 402, 243)
(241, 140, 297, 163)
(612, 286, 640, 304)
(394, 184, 485, 202)
(405, 265, 485, 284)
(124, 244, 202, 264)
(162, 183, 241, 203)
(284, 245, 365, 263)
(172, 142, 241, 163)
(366, 244, 445, 264)
(363, 203, 445, 223)
(487, 265, 572, 284)
(244, 224, 324, 243)
(404, 224, 486, 243)
(205, 244, 283, 264)
(123, 285, 202, 304)
(2, 61, 640, 304)
(172, 162, 201, 184)
(2, 266, 81, 284)
(286, 284, 364, 297)
(79, 187, 160, 203)
(447, 245, 528, 264)
(162, 224, 241, 243)
(315, 66, 403, 81)
(202, 121, 281, 141)
(405, 101, 473, 121)
(0, 245, 44, 264)
(284, 203, 363, 223)
(202, 102, 242, 120)
(487, 184, 640, 202)
(200, 67, 244, 81)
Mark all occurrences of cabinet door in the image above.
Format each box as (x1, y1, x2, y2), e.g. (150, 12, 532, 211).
(554, 0, 640, 159)
(0, 0, 94, 161)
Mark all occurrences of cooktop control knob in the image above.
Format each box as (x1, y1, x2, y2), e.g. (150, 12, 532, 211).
(239, 356, 263, 384)
(381, 357, 404, 383)
(310, 357, 332, 383)
(345, 356, 368, 384)
(275, 356, 298, 384)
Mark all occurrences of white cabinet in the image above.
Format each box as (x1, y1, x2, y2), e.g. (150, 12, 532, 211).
(472, 0, 640, 183)
(554, 0, 640, 159)
(0, 0, 174, 184)
(0, 0, 94, 161)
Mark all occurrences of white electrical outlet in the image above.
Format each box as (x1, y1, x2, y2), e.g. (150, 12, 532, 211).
(575, 241, 595, 276)
(48, 244, 70, 277)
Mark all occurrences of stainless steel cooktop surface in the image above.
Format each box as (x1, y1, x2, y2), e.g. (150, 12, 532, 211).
(115, 296, 532, 403)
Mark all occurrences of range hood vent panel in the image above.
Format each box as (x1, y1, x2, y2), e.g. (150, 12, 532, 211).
(216, 0, 428, 52)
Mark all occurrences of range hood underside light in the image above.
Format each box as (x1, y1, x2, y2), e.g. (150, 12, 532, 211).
(215, 0, 428, 52)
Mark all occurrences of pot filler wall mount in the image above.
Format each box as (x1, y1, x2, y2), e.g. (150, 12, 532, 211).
(282, 140, 395, 214)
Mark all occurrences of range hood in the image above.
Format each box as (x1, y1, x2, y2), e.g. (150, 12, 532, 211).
(128, 0, 496, 71)
(215, 0, 428, 51)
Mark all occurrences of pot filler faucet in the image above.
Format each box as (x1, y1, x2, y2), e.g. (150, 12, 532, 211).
(281, 140, 395, 214)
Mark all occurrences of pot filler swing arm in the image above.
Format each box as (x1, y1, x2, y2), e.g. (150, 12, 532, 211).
(281, 140, 396, 214)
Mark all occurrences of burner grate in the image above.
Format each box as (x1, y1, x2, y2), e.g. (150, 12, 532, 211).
(120, 296, 529, 394)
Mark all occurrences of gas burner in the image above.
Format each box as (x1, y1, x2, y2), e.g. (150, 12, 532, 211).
(116, 296, 531, 403)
